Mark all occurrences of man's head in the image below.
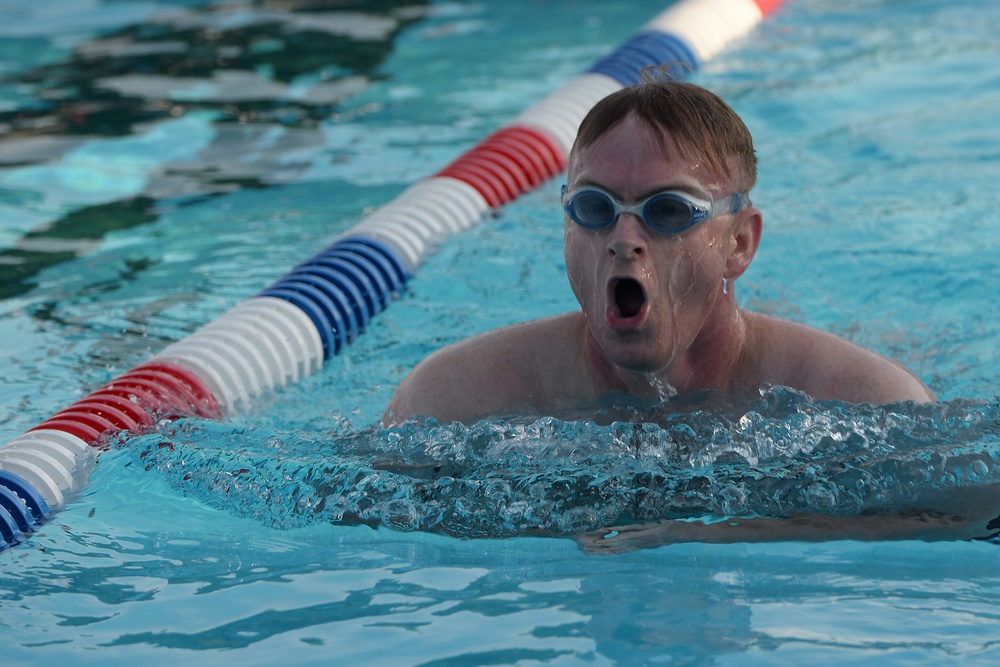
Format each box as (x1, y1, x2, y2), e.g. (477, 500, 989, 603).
(568, 79, 757, 196)
(562, 80, 763, 380)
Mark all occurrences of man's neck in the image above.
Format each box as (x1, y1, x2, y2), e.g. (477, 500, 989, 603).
(582, 296, 753, 400)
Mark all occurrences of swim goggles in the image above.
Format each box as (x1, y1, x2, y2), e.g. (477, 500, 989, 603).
(561, 184, 747, 234)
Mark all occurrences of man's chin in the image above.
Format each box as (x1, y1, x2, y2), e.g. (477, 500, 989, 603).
(586, 317, 674, 372)
(600, 342, 671, 376)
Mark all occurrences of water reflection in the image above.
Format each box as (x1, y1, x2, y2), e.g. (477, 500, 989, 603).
(0, 0, 428, 299)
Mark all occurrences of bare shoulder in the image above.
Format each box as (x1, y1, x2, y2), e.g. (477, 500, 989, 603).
(745, 311, 936, 404)
(385, 312, 588, 424)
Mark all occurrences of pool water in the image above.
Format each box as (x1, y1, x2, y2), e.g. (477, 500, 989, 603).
(2, 0, 1000, 664)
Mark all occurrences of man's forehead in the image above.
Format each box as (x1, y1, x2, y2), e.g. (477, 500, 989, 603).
(568, 123, 730, 195)
(572, 118, 703, 167)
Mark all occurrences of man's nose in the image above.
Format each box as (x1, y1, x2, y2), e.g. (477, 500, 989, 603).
(607, 212, 647, 258)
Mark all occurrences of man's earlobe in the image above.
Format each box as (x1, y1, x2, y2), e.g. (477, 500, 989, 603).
(724, 208, 762, 281)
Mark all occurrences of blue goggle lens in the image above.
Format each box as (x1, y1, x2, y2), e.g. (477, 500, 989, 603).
(572, 191, 617, 226)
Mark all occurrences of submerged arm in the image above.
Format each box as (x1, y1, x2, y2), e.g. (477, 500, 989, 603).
(578, 510, 1000, 554)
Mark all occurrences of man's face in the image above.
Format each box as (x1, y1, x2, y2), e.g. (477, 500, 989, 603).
(563, 113, 741, 376)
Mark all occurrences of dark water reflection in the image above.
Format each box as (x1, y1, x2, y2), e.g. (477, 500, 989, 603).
(0, 0, 427, 299)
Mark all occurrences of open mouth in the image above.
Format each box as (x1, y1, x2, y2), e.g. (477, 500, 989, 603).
(614, 278, 646, 318)
(606, 277, 648, 330)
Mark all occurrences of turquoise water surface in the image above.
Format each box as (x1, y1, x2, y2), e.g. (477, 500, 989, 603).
(2, 0, 1000, 665)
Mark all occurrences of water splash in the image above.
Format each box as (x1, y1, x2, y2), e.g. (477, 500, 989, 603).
(643, 372, 678, 402)
(121, 387, 1000, 538)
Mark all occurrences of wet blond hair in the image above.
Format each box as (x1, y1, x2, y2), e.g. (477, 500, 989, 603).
(571, 78, 757, 195)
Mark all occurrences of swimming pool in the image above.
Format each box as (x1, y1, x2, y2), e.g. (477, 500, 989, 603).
(2, 0, 1000, 664)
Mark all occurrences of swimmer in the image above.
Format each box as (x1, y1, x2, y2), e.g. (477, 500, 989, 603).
(385, 79, 935, 425)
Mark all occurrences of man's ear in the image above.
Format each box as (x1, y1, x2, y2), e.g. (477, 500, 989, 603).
(723, 207, 762, 281)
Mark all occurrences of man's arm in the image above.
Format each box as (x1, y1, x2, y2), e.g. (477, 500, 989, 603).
(384, 337, 513, 425)
(746, 312, 937, 405)
(578, 510, 999, 554)
(577, 483, 1000, 553)
(383, 314, 585, 425)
